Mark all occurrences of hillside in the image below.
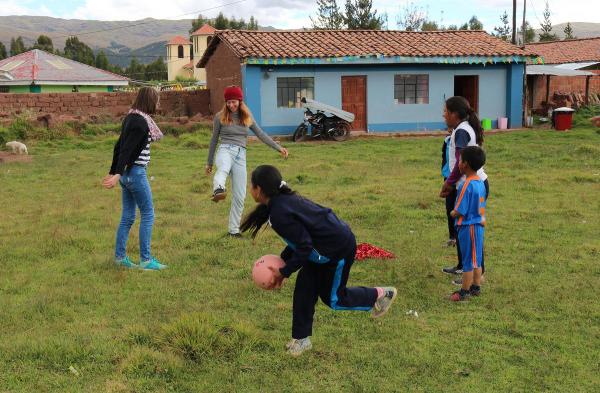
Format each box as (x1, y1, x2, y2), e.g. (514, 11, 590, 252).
(534, 22, 600, 40)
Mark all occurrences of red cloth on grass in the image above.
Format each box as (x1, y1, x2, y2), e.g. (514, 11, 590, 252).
(355, 243, 395, 260)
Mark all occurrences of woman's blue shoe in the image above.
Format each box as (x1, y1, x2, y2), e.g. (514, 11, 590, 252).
(139, 258, 168, 271)
(115, 256, 139, 269)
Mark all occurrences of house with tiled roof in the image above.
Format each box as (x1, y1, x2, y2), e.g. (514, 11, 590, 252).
(526, 37, 600, 112)
(166, 24, 216, 83)
(197, 30, 537, 134)
(0, 49, 128, 93)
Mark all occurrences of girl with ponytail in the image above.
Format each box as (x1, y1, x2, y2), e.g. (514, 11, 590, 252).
(439, 96, 489, 278)
(241, 165, 397, 356)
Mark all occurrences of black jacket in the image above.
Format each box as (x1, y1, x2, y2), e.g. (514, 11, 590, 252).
(109, 114, 150, 175)
(268, 193, 355, 278)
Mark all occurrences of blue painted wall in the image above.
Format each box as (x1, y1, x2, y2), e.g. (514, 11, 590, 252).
(245, 63, 520, 134)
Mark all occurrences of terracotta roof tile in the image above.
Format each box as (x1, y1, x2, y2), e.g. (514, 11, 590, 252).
(199, 30, 534, 67)
(167, 36, 192, 45)
(526, 37, 600, 64)
(191, 24, 217, 36)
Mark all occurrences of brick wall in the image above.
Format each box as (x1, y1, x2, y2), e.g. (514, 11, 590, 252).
(0, 89, 211, 119)
(205, 42, 242, 114)
(530, 73, 600, 110)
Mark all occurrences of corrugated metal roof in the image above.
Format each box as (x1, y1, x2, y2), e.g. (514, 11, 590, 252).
(526, 65, 594, 76)
(0, 49, 129, 85)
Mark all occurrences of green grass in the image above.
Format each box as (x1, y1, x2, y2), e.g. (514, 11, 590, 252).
(1, 127, 599, 392)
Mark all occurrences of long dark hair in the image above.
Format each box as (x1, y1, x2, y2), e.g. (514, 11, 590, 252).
(445, 96, 484, 146)
(132, 87, 160, 114)
(240, 165, 295, 238)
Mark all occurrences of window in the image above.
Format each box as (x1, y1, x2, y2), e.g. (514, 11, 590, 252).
(178, 45, 184, 59)
(394, 74, 429, 104)
(277, 77, 314, 108)
(0, 87, 9, 93)
(72, 86, 79, 92)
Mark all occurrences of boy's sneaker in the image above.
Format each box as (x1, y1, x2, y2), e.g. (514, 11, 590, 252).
(286, 337, 312, 356)
(469, 285, 481, 296)
(228, 232, 242, 238)
(140, 258, 168, 271)
(371, 287, 397, 318)
(452, 278, 463, 286)
(449, 289, 470, 302)
(211, 188, 226, 202)
(445, 238, 457, 247)
(115, 256, 138, 269)
(442, 266, 463, 275)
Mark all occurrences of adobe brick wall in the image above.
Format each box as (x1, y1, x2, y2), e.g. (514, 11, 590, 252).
(204, 42, 242, 114)
(530, 74, 600, 110)
(0, 89, 211, 119)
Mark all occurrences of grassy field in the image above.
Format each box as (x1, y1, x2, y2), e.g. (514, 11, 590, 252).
(0, 126, 599, 392)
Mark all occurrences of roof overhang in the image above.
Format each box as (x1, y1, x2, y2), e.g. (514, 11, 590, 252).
(527, 65, 595, 76)
(554, 62, 600, 70)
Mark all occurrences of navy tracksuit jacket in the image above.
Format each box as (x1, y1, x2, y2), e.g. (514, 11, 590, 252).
(268, 193, 378, 339)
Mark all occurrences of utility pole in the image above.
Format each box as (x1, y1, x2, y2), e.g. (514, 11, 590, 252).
(512, 0, 517, 44)
(522, 0, 527, 47)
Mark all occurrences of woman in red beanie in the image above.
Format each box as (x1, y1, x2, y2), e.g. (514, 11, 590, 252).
(206, 85, 289, 237)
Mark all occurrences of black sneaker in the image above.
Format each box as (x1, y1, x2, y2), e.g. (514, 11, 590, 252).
(469, 285, 481, 296)
(211, 187, 226, 202)
(449, 289, 471, 302)
(442, 266, 463, 275)
(228, 232, 242, 238)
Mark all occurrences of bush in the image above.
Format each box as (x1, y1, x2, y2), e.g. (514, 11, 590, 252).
(573, 105, 600, 128)
(8, 116, 35, 140)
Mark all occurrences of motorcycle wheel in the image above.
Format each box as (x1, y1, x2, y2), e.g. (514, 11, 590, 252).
(331, 122, 351, 142)
(292, 124, 308, 142)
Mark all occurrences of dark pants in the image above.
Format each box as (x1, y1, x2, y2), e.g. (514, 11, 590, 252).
(292, 241, 378, 339)
(456, 179, 489, 273)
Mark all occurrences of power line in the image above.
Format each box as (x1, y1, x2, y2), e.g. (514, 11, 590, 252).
(49, 0, 248, 40)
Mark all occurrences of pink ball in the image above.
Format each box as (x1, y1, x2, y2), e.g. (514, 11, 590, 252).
(252, 254, 285, 290)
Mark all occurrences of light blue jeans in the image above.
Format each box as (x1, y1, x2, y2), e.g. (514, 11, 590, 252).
(213, 144, 247, 234)
(115, 165, 154, 262)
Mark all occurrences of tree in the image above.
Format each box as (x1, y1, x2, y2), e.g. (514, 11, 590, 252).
(144, 57, 167, 81)
(10, 37, 26, 56)
(446, 24, 458, 31)
(563, 22, 576, 40)
(95, 51, 109, 70)
(538, 1, 558, 42)
(493, 10, 511, 41)
(125, 58, 146, 80)
(311, 0, 345, 29)
(33, 35, 54, 52)
(421, 20, 440, 31)
(468, 16, 483, 30)
(517, 21, 536, 44)
(396, 1, 426, 31)
(248, 16, 259, 30)
(344, 0, 386, 30)
(64, 36, 95, 66)
(0, 42, 7, 60)
(213, 12, 230, 30)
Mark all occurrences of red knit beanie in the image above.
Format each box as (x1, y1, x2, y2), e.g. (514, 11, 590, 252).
(224, 86, 243, 101)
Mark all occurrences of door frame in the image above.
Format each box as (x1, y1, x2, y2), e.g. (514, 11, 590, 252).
(341, 75, 367, 131)
(453, 75, 479, 114)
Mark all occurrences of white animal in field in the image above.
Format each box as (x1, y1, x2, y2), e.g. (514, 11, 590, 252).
(5, 141, 28, 155)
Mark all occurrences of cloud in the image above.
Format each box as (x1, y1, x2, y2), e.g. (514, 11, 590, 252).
(0, 0, 55, 16)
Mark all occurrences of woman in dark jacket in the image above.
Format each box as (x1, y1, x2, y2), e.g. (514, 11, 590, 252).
(103, 87, 167, 271)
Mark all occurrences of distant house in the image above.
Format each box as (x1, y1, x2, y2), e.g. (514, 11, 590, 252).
(166, 24, 216, 83)
(198, 30, 536, 134)
(0, 49, 129, 93)
(526, 37, 600, 112)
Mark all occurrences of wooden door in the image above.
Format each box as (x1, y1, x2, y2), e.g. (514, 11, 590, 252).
(341, 76, 367, 131)
(454, 75, 479, 113)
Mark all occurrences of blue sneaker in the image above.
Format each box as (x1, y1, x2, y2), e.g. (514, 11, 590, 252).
(115, 256, 139, 269)
(139, 258, 168, 271)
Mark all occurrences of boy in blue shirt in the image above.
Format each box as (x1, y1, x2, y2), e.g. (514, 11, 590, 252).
(449, 146, 487, 301)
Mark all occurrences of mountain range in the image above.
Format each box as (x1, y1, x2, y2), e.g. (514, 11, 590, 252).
(1, 16, 599, 67)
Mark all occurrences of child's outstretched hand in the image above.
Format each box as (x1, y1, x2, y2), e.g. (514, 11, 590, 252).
(102, 174, 120, 189)
(267, 266, 286, 289)
(279, 147, 289, 159)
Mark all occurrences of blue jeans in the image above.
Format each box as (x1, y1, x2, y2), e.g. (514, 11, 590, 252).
(213, 144, 247, 234)
(115, 165, 154, 262)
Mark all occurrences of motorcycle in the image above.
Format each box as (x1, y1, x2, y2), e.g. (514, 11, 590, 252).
(292, 97, 353, 142)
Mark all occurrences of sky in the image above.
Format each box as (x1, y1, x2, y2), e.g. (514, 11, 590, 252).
(0, 0, 598, 31)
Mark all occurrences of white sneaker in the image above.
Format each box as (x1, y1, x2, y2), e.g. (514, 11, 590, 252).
(372, 287, 397, 318)
(286, 337, 312, 356)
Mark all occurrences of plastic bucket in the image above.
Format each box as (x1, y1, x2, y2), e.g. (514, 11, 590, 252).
(553, 107, 575, 131)
(498, 117, 508, 129)
(481, 118, 492, 131)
